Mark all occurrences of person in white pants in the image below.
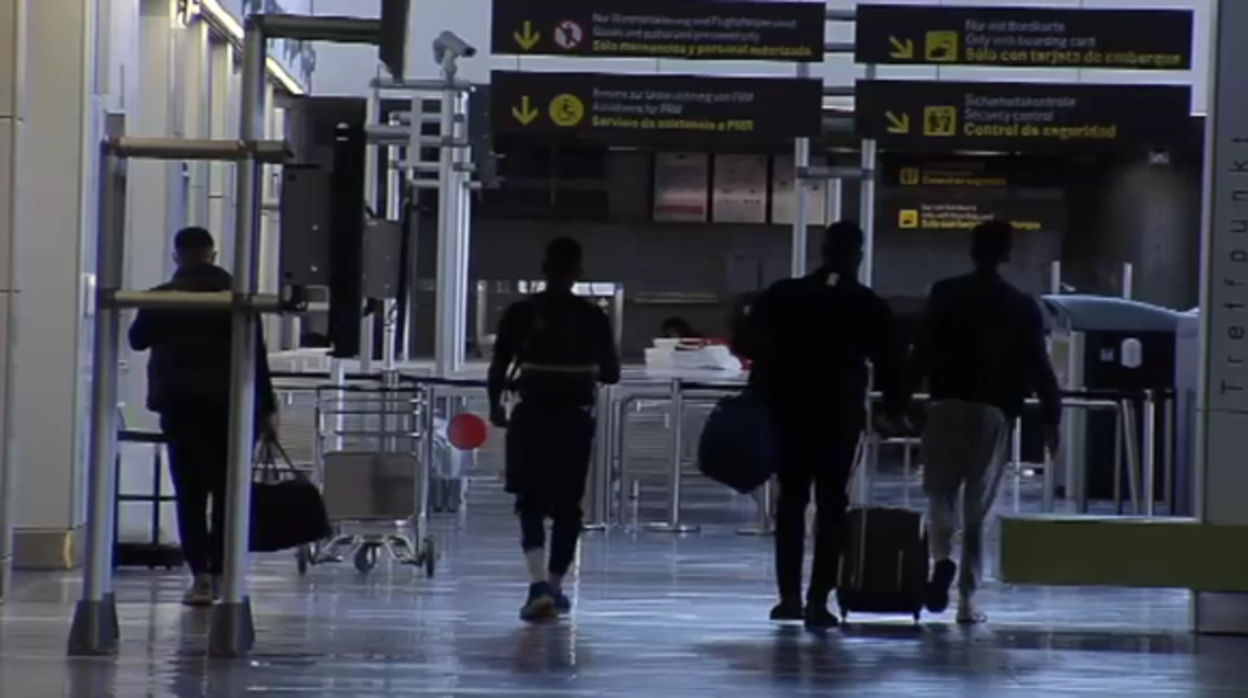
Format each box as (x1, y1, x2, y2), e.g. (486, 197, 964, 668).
(907, 220, 1061, 624)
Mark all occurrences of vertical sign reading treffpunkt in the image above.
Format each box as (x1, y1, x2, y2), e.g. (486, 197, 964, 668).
(1195, 0, 1248, 636)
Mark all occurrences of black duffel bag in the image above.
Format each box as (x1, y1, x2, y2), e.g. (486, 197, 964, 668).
(696, 391, 777, 494)
(250, 440, 332, 553)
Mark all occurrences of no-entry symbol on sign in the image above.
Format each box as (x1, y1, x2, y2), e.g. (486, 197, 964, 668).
(553, 20, 584, 50)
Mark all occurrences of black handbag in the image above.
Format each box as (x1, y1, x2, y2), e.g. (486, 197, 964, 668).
(249, 440, 333, 553)
(696, 391, 777, 494)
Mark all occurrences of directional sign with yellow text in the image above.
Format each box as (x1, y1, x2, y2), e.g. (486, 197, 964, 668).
(491, 71, 823, 140)
(855, 5, 1193, 70)
(855, 80, 1191, 151)
(491, 0, 826, 62)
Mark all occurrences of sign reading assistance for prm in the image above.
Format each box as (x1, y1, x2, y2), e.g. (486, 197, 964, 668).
(490, 71, 823, 139)
(490, 0, 826, 62)
(855, 5, 1193, 70)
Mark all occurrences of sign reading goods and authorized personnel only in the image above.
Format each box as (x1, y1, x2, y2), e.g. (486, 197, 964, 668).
(490, 71, 824, 139)
(490, 0, 827, 62)
(854, 5, 1194, 70)
(854, 80, 1191, 151)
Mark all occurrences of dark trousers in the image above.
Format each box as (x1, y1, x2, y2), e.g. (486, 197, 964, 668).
(772, 410, 864, 606)
(506, 401, 596, 577)
(160, 406, 230, 577)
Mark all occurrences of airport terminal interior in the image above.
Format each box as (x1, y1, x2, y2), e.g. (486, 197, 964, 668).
(2, 0, 1248, 695)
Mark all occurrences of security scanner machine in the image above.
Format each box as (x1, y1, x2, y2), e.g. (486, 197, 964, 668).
(1042, 295, 1181, 514)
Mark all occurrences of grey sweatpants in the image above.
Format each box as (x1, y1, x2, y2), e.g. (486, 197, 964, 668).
(921, 400, 1009, 596)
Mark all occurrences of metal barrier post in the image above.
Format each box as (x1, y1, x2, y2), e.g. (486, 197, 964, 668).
(583, 385, 612, 531)
(209, 18, 266, 658)
(1042, 449, 1057, 513)
(1162, 392, 1175, 514)
(1119, 399, 1143, 515)
(68, 136, 125, 656)
(418, 385, 436, 541)
(647, 379, 699, 533)
(1010, 418, 1023, 513)
(1142, 390, 1157, 517)
(737, 479, 775, 536)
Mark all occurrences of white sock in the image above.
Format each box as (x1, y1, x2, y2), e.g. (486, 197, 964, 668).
(524, 548, 546, 584)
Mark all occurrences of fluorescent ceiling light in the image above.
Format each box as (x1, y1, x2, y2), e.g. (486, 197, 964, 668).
(196, 0, 306, 95)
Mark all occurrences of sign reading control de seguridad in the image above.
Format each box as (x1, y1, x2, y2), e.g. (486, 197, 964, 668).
(855, 5, 1193, 70)
(490, 0, 827, 62)
(854, 80, 1191, 151)
(490, 70, 824, 139)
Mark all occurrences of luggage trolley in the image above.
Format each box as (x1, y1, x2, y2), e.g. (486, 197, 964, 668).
(307, 381, 437, 576)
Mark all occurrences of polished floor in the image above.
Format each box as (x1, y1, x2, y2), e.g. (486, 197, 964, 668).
(2, 518, 1247, 697)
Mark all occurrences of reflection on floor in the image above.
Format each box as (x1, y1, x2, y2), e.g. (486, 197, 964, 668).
(2, 519, 1247, 697)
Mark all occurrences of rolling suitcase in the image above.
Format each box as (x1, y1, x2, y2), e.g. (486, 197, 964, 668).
(836, 506, 928, 622)
(836, 427, 928, 622)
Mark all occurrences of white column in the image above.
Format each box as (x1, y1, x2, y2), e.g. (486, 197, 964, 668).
(121, 0, 182, 428)
(1194, 0, 1248, 635)
(9, 0, 98, 569)
(182, 17, 210, 228)
(207, 37, 235, 265)
(0, 0, 27, 593)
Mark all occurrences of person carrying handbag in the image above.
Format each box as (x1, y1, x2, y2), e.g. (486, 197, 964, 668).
(128, 227, 279, 606)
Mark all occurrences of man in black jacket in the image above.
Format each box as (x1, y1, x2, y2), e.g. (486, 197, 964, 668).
(487, 238, 621, 622)
(735, 221, 908, 629)
(908, 219, 1061, 624)
(129, 227, 278, 606)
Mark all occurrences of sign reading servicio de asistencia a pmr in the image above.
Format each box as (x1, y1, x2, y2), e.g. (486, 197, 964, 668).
(490, 71, 823, 139)
(854, 80, 1190, 150)
(854, 5, 1193, 70)
(490, 0, 826, 62)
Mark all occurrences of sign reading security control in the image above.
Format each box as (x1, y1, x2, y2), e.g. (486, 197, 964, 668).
(855, 5, 1193, 70)
(854, 80, 1191, 151)
(490, 71, 823, 139)
(490, 0, 826, 62)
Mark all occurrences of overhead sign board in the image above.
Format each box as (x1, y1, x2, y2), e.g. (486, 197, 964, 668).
(490, 71, 823, 139)
(880, 191, 1066, 235)
(854, 80, 1191, 151)
(490, 0, 826, 62)
(855, 5, 1193, 70)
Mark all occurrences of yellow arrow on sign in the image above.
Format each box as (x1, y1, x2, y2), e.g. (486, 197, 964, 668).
(888, 36, 915, 59)
(511, 96, 539, 125)
(513, 21, 540, 51)
(885, 111, 911, 134)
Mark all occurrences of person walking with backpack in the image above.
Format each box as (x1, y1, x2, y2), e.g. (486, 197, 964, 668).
(907, 219, 1061, 624)
(487, 238, 621, 622)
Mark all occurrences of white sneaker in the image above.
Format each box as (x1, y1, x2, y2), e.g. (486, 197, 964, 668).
(955, 595, 987, 625)
(182, 575, 215, 607)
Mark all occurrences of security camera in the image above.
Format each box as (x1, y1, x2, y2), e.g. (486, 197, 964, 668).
(432, 31, 477, 65)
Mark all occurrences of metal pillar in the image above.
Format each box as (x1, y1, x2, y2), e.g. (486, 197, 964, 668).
(208, 20, 267, 658)
(433, 60, 465, 376)
(859, 64, 878, 286)
(68, 129, 126, 657)
(791, 63, 812, 277)
(453, 92, 473, 371)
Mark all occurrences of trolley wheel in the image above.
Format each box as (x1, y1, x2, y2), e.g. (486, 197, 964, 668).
(422, 537, 437, 578)
(296, 545, 311, 576)
(354, 545, 379, 574)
